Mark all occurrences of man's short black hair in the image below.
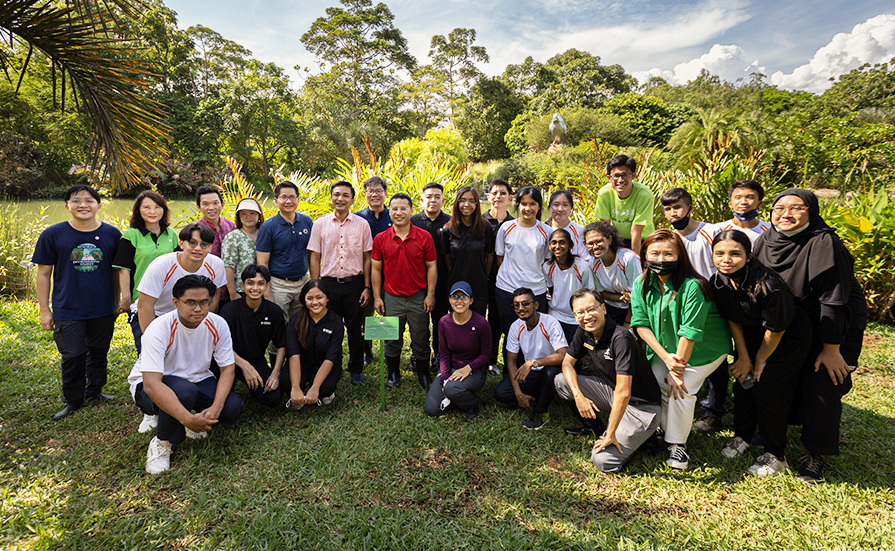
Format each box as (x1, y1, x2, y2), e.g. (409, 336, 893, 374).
(421, 182, 444, 194)
(241, 263, 271, 283)
(195, 185, 223, 205)
(389, 192, 413, 208)
(606, 154, 637, 175)
(172, 274, 216, 300)
(178, 222, 215, 244)
(511, 287, 536, 302)
(569, 287, 605, 311)
(274, 181, 299, 198)
(331, 180, 355, 198)
(63, 184, 101, 203)
(486, 179, 513, 195)
(363, 176, 388, 192)
(660, 187, 693, 207)
(728, 179, 765, 201)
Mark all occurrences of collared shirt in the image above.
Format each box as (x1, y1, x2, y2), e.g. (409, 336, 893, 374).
(220, 298, 286, 362)
(197, 216, 236, 258)
(483, 210, 514, 279)
(372, 224, 437, 296)
(441, 221, 494, 303)
(568, 317, 661, 404)
(630, 275, 732, 366)
(590, 247, 642, 310)
(137, 252, 227, 317)
(678, 221, 719, 279)
(256, 212, 313, 279)
(543, 257, 595, 324)
(112, 226, 179, 302)
(286, 308, 344, 371)
(307, 212, 372, 278)
(221, 229, 257, 293)
(355, 207, 393, 238)
(411, 211, 450, 291)
(716, 218, 771, 244)
(506, 313, 568, 370)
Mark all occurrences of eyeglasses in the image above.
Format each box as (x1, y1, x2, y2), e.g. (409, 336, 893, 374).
(181, 299, 211, 309)
(771, 205, 809, 215)
(366, 188, 386, 196)
(513, 300, 533, 310)
(573, 306, 602, 318)
(609, 172, 634, 181)
(449, 293, 470, 300)
(68, 199, 98, 206)
(185, 239, 212, 250)
(277, 195, 298, 202)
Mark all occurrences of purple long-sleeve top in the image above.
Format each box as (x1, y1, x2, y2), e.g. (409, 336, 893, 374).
(438, 311, 492, 381)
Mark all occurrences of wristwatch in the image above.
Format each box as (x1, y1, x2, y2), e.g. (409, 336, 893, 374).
(531, 359, 539, 368)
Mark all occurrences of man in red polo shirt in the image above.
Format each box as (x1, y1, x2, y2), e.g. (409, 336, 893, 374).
(372, 192, 437, 390)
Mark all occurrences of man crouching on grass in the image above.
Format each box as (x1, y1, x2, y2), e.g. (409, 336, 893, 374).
(127, 275, 243, 474)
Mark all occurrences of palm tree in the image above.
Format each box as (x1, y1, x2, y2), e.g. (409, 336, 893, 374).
(1, 0, 169, 190)
(667, 108, 755, 166)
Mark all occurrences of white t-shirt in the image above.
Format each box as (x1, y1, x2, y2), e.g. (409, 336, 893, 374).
(543, 257, 595, 324)
(137, 252, 227, 316)
(128, 311, 235, 397)
(495, 220, 553, 295)
(551, 221, 589, 259)
(590, 247, 642, 310)
(678, 222, 718, 279)
(506, 313, 568, 370)
(716, 219, 770, 245)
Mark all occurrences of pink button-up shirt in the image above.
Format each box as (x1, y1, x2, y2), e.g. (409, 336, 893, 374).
(307, 212, 372, 278)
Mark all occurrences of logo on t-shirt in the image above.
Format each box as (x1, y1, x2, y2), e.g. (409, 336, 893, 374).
(70, 243, 103, 272)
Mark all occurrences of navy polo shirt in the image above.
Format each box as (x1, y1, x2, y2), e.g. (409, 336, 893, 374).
(256, 212, 313, 279)
(355, 207, 392, 238)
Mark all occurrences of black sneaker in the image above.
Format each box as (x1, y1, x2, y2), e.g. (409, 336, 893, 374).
(523, 413, 548, 430)
(797, 453, 825, 484)
(693, 416, 723, 434)
(666, 444, 690, 469)
(350, 373, 364, 385)
(430, 354, 439, 375)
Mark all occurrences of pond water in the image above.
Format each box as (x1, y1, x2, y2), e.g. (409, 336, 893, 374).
(1, 197, 228, 228)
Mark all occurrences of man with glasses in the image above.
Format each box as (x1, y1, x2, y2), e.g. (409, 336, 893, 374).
(137, 223, 227, 339)
(308, 181, 373, 385)
(34, 184, 122, 420)
(595, 155, 654, 255)
(256, 181, 314, 319)
(493, 287, 568, 430)
(128, 275, 243, 474)
(355, 176, 393, 366)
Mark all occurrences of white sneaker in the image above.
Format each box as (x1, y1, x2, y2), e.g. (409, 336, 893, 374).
(138, 414, 158, 434)
(666, 444, 690, 470)
(320, 393, 335, 405)
(184, 427, 207, 440)
(749, 453, 789, 477)
(721, 436, 751, 459)
(145, 437, 172, 474)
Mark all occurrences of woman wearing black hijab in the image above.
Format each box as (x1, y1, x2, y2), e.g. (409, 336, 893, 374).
(753, 189, 868, 484)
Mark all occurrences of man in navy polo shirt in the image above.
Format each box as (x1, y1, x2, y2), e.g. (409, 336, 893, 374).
(256, 181, 313, 320)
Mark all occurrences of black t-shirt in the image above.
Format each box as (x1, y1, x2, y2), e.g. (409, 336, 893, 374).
(220, 298, 286, 362)
(567, 317, 660, 404)
(411, 212, 451, 295)
(286, 308, 344, 370)
(483, 211, 514, 279)
(441, 221, 494, 303)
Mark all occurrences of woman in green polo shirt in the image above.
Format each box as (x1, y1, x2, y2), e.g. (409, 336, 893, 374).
(630, 229, 732, 470)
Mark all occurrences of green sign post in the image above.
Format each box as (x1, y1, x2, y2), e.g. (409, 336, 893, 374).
(364, 316, 399, 411)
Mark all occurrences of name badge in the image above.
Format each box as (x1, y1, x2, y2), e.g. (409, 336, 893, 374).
(583, 342, 594, 350)
(322, 328, 333, 334)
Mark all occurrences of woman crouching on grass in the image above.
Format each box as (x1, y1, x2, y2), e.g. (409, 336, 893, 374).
(710, 230, 810, 476)
(286, 280, 343, 409)
(630, 229, 732, 470)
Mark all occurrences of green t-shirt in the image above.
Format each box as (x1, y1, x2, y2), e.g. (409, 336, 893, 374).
(112, 226, 179, 301)
(629, 274, 732, 366)
(595, 181, 655, 239)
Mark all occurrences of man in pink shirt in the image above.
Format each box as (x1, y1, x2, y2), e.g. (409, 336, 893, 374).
(308, 181, 373, 385)
(196, 185, 236, 306)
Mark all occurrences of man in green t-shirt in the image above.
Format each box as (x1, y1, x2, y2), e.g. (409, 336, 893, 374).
(595, 155, 655, 255)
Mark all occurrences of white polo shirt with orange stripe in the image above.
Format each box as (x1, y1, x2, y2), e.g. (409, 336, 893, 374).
(127, 311, 235, 397)
(716, 218, 770, 245)
(506, 313, 568, 370)
(137, 252, 227, 317)
(590, 247, 642, 310)
(678, 221, 719, 279)
(543, 257, 595, 324)
(495, 220, 553, 294)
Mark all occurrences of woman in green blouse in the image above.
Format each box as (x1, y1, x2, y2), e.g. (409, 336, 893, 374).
(630, 229, 731, 470)
(222, 198, 265, 299)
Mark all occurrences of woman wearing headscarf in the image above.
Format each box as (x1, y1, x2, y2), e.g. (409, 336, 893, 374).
(753, 189, 868, 484)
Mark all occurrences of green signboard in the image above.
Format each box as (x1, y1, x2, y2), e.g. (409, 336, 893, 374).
(364, 316, 399, 341)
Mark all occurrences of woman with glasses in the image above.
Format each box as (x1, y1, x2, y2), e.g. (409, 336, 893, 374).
(285, 280, 344, 409)
(753, 189, 867, 484)
(222, 198, 265, 299)
(113, 191, 179, 353)
(443, 186, 494, 317)
(543, 228, 594, 344)
(583, 221, 641, 327)
(630, 229, 732, 470)
(424, 281, 492, 419)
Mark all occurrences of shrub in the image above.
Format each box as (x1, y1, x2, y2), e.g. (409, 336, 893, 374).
(0, 204, 48, 298)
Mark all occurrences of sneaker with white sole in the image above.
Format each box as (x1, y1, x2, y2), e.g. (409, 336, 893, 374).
(321, 393, 335, 405)
(145, 437, 172, 474)
(184, 427, 207, 440)
(749, 453, 789, 477)
(522, 413, 548, 430)
(138, 414, 158, 434)
(666, 444, 690, 469)
(721, 436, 751, 459)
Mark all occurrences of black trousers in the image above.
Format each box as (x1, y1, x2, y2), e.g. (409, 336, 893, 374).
(701, 360, 730, 419)
(52, 315, 116, 405)
(604, 304, 629, 326)
(212, 357, 286, 408)
(323, 277, 364, 374)
(295, 359, 342, 398)
(493, 365, 560, 415)
(429, 285, 449, 357)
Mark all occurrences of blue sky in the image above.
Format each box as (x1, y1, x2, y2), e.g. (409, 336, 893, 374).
(164, 0, 895, 93)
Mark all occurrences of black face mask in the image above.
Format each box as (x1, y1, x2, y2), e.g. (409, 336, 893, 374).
(647, 260, 677, 276)
(733, 209, 759, 222)
(670, 208, 691, 231)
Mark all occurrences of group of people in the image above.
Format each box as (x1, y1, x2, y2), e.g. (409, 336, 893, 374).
(33, 153, 866, 484)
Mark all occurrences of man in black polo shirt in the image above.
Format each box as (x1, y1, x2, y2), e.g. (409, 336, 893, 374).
(219, 264, 287, 407)
(555, 288, 661, 473)
(410, 182, 450, 374)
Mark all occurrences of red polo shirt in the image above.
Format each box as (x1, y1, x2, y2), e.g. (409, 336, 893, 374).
(372, 224, 437, 297)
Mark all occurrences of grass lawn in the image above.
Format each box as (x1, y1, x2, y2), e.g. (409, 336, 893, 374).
(1, 299, 893, 550)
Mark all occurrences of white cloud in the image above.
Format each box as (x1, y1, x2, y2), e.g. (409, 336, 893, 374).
(770, 13, 895, 93)
(633, 44, 763, 85)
